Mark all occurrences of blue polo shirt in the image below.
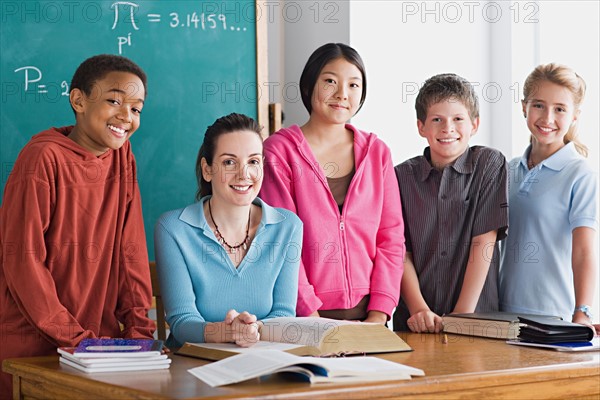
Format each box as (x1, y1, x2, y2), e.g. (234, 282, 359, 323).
(500, 142, 598, 321)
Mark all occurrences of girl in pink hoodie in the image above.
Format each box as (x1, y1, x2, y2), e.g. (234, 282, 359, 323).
(261, 43, 405, 324)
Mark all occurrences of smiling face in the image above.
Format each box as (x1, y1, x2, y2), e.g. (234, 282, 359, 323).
(522, 80, 578, 153)
(310, 57, 363, 125)
(69, 71, 145, 156)
(202, 130, 264, 207)
(418, 98, 479, 169)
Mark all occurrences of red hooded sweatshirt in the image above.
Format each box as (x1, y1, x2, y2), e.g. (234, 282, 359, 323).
(0, 127, 154, 394)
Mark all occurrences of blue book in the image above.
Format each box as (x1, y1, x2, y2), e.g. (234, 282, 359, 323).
(73, 338, 164, 358)
(507, 337, 600, 352)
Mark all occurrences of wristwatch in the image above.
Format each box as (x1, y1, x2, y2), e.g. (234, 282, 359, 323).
(573, 305, 593, 320)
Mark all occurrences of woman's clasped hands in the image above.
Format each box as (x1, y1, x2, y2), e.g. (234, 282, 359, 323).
(223, 309, 261, 347)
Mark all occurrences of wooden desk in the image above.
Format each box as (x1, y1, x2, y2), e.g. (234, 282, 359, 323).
(4, 333, 599, 399)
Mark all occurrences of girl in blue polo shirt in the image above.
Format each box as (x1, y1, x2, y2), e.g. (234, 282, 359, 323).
(500, 64, 598, 327)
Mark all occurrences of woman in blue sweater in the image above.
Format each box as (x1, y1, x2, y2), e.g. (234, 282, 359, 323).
(154, 113, 303, 348)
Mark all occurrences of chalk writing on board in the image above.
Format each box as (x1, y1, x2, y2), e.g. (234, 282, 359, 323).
(167, 12, 239, 31)
(111, 2, 248, 55)
(117, 33, 132, 55)
(13, 66, 69, 97)
(111, 2, 139, 30)
(11, 1, 255, 94)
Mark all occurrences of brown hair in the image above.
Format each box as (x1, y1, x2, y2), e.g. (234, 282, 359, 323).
(195, 113, 263, 200)
(523, 63, 587, 157)
(415, 73, 479, 123)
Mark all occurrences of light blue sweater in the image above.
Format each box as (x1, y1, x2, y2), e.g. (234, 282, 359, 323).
(154, 196, 302, 347)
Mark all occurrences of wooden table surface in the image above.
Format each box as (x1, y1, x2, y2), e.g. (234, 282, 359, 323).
(4, 333, 600, 399)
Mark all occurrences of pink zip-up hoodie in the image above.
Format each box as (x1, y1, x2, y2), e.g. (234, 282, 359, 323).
(261, 124, 405, 318)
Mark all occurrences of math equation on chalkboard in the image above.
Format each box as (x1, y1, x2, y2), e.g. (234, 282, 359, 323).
(111, 2, 251, 54)
(10, 1, 255, 96)
(114, 4, 246, 31)
(166, 12, 244, 31)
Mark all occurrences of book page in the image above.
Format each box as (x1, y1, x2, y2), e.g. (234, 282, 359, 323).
(187, 341, 304, 353)
(261, 317, 360, 348)
(187, 350, 425, 387)
(188, 350, 304, 386)
(300, 356, 424, 378)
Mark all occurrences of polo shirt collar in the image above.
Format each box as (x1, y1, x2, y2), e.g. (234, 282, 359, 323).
(520, 142, 579, 172)
(179, 196, 285, 231)
(418, 146, 474, 181)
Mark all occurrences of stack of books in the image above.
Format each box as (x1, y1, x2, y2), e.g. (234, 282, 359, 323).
(507, 316, 598, 352)
(58, 338, 170, 373)
(441, 312, 598, 352)
(441, 312, 562, 340)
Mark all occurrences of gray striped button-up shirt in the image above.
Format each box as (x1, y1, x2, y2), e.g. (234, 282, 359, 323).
(393, 146, 508, 331)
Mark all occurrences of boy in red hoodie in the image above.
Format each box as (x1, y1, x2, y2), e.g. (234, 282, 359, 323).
(0, 54, 155, 396)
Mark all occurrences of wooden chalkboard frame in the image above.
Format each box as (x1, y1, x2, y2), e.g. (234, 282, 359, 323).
(255, 0, 269, 135)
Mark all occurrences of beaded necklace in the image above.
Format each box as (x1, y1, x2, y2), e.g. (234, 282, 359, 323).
(208, 199, 251, 254)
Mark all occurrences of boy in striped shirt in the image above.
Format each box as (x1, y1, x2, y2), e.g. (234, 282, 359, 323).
(393, 73, 508, 333)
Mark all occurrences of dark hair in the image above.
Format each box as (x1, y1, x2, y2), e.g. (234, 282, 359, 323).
(299, 43, 367, 115)
(195, 113, 263, 200)
(70, 54, 147, 113)
(415, 73, 479, 123)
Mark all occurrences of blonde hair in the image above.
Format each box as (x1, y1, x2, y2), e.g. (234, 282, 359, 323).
(523, 63, 587, 157)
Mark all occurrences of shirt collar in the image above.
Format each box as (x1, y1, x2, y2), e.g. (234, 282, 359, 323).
(179, 196, 285, 230)
(418, 147, 473, 181)
(520, 142, 580, 172)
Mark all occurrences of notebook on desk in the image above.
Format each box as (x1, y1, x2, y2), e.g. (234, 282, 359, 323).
(507, 337, 600, 352)
(442, 312, 561, 340)
(517, 316, 595, 344)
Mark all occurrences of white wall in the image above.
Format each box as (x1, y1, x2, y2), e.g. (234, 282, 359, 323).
(536, 1, 600, 322)
(267, 0, 349, 126)
(538, 1, 599, 184)
(350, 0, 494, 163)
(268, 0, 600, 322)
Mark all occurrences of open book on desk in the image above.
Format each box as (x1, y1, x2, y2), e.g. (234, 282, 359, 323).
(188, 349, 424, 386)
(177, 317, 411, 361)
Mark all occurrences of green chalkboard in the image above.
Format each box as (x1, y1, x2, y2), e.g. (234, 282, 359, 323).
(1, 0, 267, 259)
